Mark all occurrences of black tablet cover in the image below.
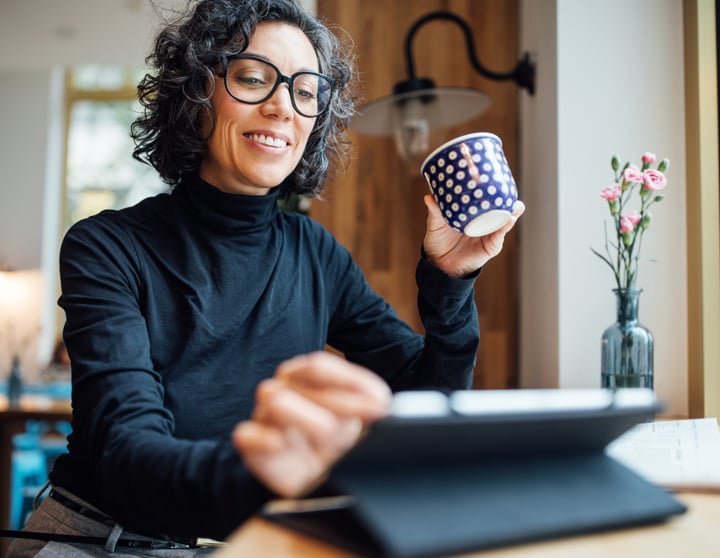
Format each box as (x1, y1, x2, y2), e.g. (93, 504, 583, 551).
(264, 389, 687, 557)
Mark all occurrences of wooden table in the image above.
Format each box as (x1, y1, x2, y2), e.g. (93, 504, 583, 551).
(215, 492, 720, 557)
(0, 395, 72, 556)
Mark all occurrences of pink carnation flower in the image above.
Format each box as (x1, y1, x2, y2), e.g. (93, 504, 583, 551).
(625, 210, 642, 226)
(641, 152, 656, 164)
(620, 216, 635, 233)
(600, 184, 621, 201)
(623, 165, 644, 183)
(643, 169, 667, 191)
(620, 211, 642, 233)
(594, 152, 669, 290)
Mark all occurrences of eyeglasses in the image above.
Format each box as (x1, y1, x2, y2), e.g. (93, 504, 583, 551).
(223, 54, 334, 118)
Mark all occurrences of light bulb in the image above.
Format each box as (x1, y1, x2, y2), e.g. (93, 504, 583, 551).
(392, 98, 430, 163)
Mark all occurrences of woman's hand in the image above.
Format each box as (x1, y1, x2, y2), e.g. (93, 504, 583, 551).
(232, 352, 391, 498)
(422, 194, 525, 278)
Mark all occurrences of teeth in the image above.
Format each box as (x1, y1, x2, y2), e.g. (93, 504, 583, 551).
(250, 133, 287, 148)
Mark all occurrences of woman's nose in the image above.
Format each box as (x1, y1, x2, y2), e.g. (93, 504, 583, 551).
(260, 84, 294, 119)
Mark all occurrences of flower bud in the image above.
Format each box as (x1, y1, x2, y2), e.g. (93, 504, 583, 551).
(642, 152, 657, 164)
(657, 158, 669, 173)
(641, 153, 656, 171)
(611, 156, 620, 171)
(654, 194, 665, 203)
(640, 213, 652, 230)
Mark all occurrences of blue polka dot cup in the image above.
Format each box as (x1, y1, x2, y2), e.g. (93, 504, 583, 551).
(421, 132, 519, 237)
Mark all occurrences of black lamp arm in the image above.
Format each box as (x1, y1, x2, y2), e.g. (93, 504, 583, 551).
(403, 11, 535, 95)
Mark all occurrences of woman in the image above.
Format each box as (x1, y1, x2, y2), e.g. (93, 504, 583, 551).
(9, 0, 523, 555)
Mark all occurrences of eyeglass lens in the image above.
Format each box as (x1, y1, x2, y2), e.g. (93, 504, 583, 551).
(225, 56, 332, 117)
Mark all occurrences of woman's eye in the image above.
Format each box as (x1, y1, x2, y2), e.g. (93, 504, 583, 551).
(294, 87, 316, 100)
(237, 74, 266, 87)
(293, 78, 318, 101)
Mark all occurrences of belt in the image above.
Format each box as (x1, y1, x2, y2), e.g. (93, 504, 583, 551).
(48, 489, 116, 527)
(0, 529, 196, 550)
(0, 489, 198, 550)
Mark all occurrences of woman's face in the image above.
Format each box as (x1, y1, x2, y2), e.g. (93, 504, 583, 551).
(200, 22, 319, 195)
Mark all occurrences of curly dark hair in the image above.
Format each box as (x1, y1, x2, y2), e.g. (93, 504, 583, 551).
(131, 0, 356, 197)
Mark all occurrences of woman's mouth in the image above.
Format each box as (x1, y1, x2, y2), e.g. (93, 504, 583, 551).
(245, 133, 288, 149)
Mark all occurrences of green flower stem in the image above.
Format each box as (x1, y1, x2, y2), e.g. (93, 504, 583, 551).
(596, 155, 667, 291)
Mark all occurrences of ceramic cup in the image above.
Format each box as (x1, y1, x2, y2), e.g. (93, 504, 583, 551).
(421, 132, 518, 237)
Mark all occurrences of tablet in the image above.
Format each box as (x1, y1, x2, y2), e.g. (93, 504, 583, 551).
(334, 388, 660, 472)
(265, 389, 684, 558)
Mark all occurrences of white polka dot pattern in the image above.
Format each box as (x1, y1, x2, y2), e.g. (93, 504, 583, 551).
(421, 133, 518, 236)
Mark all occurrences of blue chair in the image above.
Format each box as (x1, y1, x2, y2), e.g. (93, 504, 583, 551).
(9, 420, 70, 529)
(9, 449, 47, 529)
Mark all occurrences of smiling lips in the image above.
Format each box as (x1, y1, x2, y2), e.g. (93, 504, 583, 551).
(246, 132, 288, 148)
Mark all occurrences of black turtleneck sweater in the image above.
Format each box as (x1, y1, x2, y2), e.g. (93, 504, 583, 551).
(50, 174, 479, 541)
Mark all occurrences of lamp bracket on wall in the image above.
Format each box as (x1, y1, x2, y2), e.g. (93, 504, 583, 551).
(350, 10, 536, 163)
(397, 11, 535, 97)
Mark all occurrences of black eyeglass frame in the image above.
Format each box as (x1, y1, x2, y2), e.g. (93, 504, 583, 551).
(222, 54, 335, 118)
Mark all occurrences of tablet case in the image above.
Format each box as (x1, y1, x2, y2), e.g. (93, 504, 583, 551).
(264, 389, 687, 557)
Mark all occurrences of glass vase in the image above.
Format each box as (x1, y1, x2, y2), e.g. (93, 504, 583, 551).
(7, 355, 23, 407)
(601, 288, 654, 389)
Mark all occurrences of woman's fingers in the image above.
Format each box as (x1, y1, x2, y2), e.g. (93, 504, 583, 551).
(275, 352, 392, 420)
(232, 420, 286, 453)
(233, 353, 391, 497)
(233, 421, 329, 497)
(253, 377, 354, 447)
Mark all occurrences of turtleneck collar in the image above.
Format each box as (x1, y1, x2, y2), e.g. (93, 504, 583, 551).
(173, 173, 282, 234)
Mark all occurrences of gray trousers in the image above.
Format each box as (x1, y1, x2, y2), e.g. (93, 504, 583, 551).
(6, 487, 217, 557)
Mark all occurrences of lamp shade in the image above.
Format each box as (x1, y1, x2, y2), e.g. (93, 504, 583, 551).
(352, 87, 492, 163)
(350, 87, 492, 136)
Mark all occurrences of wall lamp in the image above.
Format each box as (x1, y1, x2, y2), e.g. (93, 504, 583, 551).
(350, 11, 536, 164)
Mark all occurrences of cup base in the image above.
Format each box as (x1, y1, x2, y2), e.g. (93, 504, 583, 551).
(462, 210, 512, 237)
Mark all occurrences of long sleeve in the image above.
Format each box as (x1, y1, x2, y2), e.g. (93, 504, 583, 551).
(50, 175, 479, 543)
(326, 245, 478, 391)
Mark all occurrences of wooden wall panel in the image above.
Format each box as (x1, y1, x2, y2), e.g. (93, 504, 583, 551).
(314, 0, 521, 389)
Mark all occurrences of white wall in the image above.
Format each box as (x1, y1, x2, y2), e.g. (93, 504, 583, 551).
(0, 72, 50, 270)
(520, 0, 688, 416)
(0, 70, 61, 377)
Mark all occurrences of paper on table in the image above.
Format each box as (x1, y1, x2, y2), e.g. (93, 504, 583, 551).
(606, 418, 720, 492)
